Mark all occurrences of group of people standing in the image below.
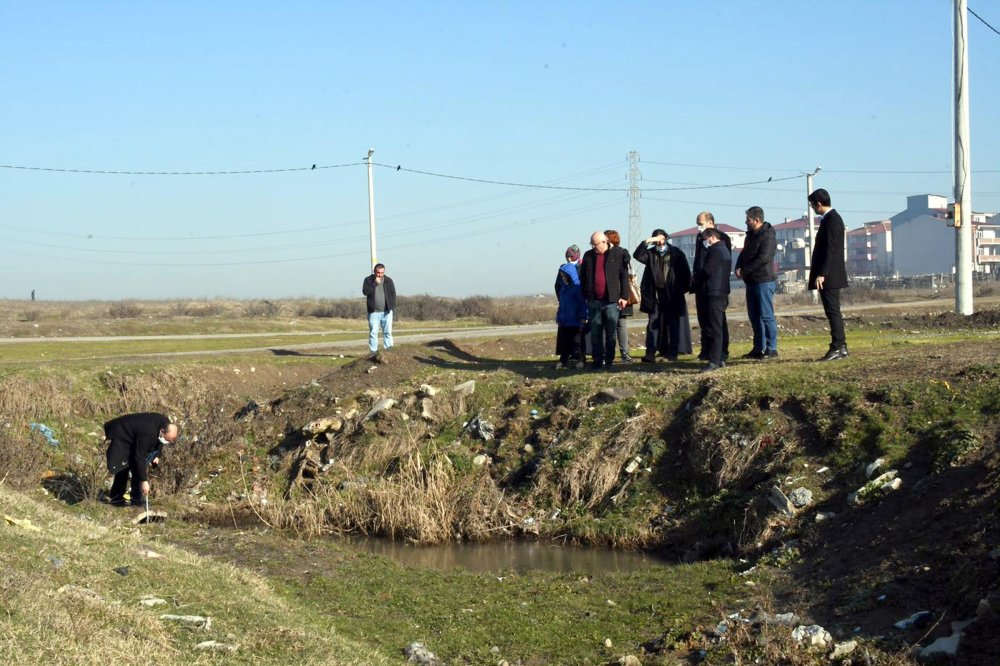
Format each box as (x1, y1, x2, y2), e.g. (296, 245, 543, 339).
(556, 188, 849, 372)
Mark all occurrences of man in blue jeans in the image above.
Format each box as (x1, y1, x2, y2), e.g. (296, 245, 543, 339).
(734, 206, 778, 360)
(362, 263, 396, 360)
(579, 231, 630, 369)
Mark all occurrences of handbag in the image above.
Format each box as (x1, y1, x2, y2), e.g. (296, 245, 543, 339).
(627, 273, 641, 306)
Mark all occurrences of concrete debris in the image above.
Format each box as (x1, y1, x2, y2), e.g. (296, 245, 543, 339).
(139, 596, 167, 607)
(420, 398, 435, 421)
(419, 384, 437, 397)
(815, 512, 836, 523)
(591, 387, 636, 405)
(767, 612, 800, 626)
(791, 624, 832, 648)
(160, 614, 212, 630)
(603, 638, 613, 648)
(816, 466, 830, 474)
(768, 486, 796, 517)
(196, 640, 237, 653)
(618, 656, 642, 666)
(302, 416, 343, 436)
(865, 458, 885, 478)
(894, 610, 934, 630)
(472, 454, 491, 466)
(829, 639, 858, 660)
(919, 619, 974, 658)
(848, 470, 899, 505)
(788, 487, 813, 508)
(452, 380, 476, 398)
(403, 641, 441, 665)
(363, 398, 396, 422)
(625, 456, 643, 474)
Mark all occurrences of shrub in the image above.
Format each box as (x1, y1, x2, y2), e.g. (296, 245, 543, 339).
(457, 295, 493, 318)
(397, 295, 456, 321)
(170, 301, 225, 317)
(107, 301, 144, 319)
(298, 299, 364, 319)
(243, 300, 282, 318)
(21, 310, 42, 322)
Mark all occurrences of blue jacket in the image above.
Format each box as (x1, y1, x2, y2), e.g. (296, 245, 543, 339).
(556, 263, 588, 327)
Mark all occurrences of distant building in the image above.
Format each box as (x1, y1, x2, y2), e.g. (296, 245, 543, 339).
(891, 194, 998, 276)
(847, 220, 892, 276)
(670, 223, 746, 272)
(771, 217, 810, 277)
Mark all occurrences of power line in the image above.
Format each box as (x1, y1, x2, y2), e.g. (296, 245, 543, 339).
(969, 6, 1000, 36)
(0, 162, 361, 175)
(642, 159, 999, 175)
(377, 162, 803, 191)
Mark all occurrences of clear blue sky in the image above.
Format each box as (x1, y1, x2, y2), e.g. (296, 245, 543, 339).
(2, 1, 998, 300)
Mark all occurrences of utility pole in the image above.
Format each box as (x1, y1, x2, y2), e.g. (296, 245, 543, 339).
(805, 166, 821, 303)
(628, 151, 641, 249)
(954, 0, 974, 315)
(366, 148, 377, 269)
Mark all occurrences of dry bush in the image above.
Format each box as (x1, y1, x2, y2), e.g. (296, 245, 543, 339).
(457, 294, 493, 318)
(243, 300, 282, 318)
(484, 300, 553, 326)
(0, 426, 48, 490)
(396, 294, 456, 321)
(297, 299, 365, 319)
(0, 374, 107, 422)
(20, 310, 42, 322)
(169, 300, 225, 317)
(107, 300, 143, 319)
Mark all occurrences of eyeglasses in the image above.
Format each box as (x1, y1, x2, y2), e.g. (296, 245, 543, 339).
(590, 240, 608, 247)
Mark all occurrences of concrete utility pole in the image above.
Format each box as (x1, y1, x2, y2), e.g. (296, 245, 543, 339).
(805, 166, 821, 302)
(366, 149, 377, 269)
(954, 0, 974, 315)
(628, 151, 641, 249)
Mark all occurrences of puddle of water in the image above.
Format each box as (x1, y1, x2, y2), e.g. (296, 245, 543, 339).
(350, 537, 668, 573)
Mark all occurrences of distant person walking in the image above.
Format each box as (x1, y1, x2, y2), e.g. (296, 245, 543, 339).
(735, 206, 778, 360)
(31, 289, 35, 301)
(808, 188, 849, 361)
(580, 231, 629, 369)
(104, 412, 179, 507)
(633, 228, 692, 362)
(691, 212, 731, 362)
(605, 230, 634, 363)
(692, 228, 732, 372)
(362, 263, 396, 360)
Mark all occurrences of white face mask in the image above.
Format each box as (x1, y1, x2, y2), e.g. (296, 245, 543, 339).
(702, 240, 711, 249)
(697, 225, 706, 233)
(158, 435, 170, 446)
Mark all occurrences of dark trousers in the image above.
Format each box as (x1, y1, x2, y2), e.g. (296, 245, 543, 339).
(556, 325, 584, 365)
(819, 287, 846, 349)
(109, 468, 143, 506)
(644, 301, 683, 359)
(703, 295, 729, 365)
(695, 292, 729, 359)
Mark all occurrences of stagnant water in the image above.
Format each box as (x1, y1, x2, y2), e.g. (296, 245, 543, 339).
(350, 537, 669, 573)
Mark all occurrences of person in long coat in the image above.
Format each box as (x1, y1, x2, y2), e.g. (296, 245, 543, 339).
(633, 229, 693, 361)
(808, 188, 849, 360)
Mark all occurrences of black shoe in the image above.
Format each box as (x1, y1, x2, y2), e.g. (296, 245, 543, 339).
(664, 355, 678, 362)
(620, 355, 634, 364)
(590, 362, 604, 370)
(640, 356, 656, 364)
(820, 347, 848, 362)
(701, 362, 725, 373)
(742, 349, 765, 360)
(697, 354, 709, 361)
(763, 350, 779, 360)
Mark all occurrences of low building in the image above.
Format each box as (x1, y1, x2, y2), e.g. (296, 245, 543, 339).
(891, 194, 997, 276)
(847, 220, 892, 276)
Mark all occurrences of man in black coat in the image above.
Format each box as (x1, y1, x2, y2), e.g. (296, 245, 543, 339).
(633, 228, 693, 362)
(362, 263, 397, 360)
(692, 228, 732, 371)
(808, 188, 849, 361)
(579, 231, 629, 369)
(104, 412, 179, 506)
(691, 211, 731, 361)
(735, 206, 779, 360)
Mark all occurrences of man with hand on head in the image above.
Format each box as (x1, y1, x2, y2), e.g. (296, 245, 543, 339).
(104, 412, 179, 507)
(363, 263, 396, 361)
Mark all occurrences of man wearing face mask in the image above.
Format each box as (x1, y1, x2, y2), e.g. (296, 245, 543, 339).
(692, 227, 732, 371)
(691, 212, 731, 362)
(104, 412, 180, 507)
(633, 228, 692, 363)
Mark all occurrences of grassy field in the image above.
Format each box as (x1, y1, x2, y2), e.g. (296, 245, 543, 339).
(2, 295, 999, 664)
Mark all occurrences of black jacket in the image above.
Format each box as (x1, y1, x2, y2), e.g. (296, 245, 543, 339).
(735, 222, 777, 284)
(580, 247, 629, 303)
(808, 209, 848, 290)
(104, 412, 169, 481)
(362, 274, 396, 314)
(693, 229, 732, 274)
(693, 242, 733, 297)
(633, 242, 691, 314)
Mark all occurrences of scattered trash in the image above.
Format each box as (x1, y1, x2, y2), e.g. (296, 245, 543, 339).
(403, 641, 441, 665)
(160, 614, 212, 630)
(792, 624, 832, 648)
(114, 566, 130, 576)
(28, 422, 59, 446)
(865, 458, 885, 478)
(894, 610, 934, 630)
(139, 596, 168, 607)
(463, 413, 494, 441)
(4, 515, 42, 531)
(196, 640, 237, 653)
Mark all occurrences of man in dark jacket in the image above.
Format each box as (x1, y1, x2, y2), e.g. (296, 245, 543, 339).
(808, 188, 849, 361)
(105, 412, 179, 506)
(362, 263, 396, 359)
(579, 231, 629, 369)
(633, 228, 692, 362)
(691, 211, 731, 361)
(735, 206, 778, 360)
(692, 228, 732, 371)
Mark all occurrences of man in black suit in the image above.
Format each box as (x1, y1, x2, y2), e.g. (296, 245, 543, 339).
(808, 188, 849, 361)
(691, 211, 731, 362)
(580, 230, 630, 369)
(104, 412, 179, 506)
(692, 227, 732, 372)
